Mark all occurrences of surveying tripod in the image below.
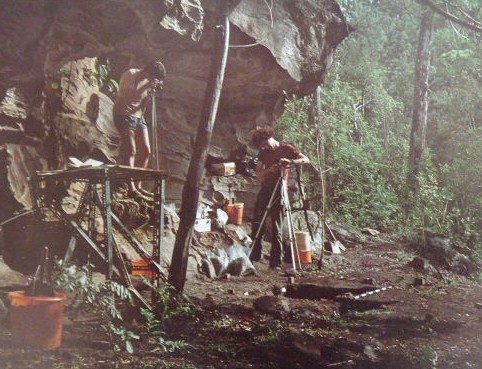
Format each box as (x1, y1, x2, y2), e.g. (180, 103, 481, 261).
(250, 166, 303, 271)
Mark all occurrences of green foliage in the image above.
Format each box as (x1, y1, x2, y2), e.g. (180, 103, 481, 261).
(407, 170, 452, 233)
(140, 276, 194, 320)
(328, 138, 402, 229)
(275, 0, 482, 253)
(427, 26, 482, 249)
(108, 322, 140, 354)
(253, 319, 288, 346)
(415, 344, 439, 369)
(209, 343, 238, 359)
(140, 307, 188, 352)
(54, 263, 138, 354)
(54, 264, 192, 356)
(277, 85, 406, 230)
(438, 128, 482, 242)
(86, 59, 119, 95)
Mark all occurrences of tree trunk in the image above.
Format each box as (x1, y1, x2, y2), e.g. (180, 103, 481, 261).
(168, 16, 230, 294)
(408, 10, 434, 190)
(309, 85, 326, 214)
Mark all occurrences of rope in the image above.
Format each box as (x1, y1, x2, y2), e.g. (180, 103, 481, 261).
(0, 210, 34, 227)
(229, 42, 260, 48)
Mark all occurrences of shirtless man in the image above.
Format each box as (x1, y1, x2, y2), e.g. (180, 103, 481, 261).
(113, 61, 166, 196)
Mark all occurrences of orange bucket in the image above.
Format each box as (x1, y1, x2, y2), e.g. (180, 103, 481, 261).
(131, 259, 155, 280)
(299, 250, 312, 264)
(225, 203, 244, 225)
(9, 291, 66, 349)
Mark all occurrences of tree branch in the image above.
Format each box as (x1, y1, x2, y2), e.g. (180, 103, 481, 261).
(450, 2, 482, 26)
(444, 2, 469, 40)
(418, 0, 482, 32)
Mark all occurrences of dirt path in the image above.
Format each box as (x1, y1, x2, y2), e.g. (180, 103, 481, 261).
(1, 237, 481, 369)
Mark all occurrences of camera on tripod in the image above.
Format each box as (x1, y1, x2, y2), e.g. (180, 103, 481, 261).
(236, 156, 258, 177)
(152, 80, 164, 92)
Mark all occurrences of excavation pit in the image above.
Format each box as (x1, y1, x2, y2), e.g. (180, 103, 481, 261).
(285, 283, 398, 314)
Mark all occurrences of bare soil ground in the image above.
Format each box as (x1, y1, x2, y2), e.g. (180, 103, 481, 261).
(1, 235, 482, 369)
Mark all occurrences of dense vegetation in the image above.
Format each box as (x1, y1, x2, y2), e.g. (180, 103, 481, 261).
(276, 0, 482, 255)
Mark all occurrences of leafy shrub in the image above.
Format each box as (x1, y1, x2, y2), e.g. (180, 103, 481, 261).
(54, 263, 139, 353)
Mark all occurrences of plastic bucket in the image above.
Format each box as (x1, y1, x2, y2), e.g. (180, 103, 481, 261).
(225, 203, 244, 225)
(9, 291, 66, 349)
(295, 231, 311, 252)
(130, 259, 155, 280)
(299, 250, 312, 264)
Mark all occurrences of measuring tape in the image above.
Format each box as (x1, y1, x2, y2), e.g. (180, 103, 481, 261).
(352, 286, 393, 300)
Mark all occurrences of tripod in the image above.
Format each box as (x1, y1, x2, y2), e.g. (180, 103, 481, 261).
(250, 167, 302, 271)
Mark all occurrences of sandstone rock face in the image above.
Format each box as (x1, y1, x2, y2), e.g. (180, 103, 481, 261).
(0, 0, 350, 271)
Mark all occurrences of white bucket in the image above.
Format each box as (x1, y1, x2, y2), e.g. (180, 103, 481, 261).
(295, 231, 311, 252)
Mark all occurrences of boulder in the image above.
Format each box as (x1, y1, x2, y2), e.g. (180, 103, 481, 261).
(418, 234, 480, 276)
(253, 295, 291, 318)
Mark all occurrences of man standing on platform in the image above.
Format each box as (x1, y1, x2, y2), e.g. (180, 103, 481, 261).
(249, 126, 310, 270)
(113, 61, 166, 197)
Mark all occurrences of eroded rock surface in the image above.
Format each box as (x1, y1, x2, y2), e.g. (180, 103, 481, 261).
(0, 0, 351, 271)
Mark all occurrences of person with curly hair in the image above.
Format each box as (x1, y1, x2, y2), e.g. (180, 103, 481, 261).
(249, 126, 309, 269)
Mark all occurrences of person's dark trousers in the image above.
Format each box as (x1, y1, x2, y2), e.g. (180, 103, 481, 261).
(250, 184, 284, 268)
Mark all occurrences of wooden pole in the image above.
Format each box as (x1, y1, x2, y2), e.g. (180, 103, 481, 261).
(168, 16, 230, 294)
(151, 94, 160, 170)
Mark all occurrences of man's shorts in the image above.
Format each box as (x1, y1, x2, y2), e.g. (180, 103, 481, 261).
(114, 115, 147, 131)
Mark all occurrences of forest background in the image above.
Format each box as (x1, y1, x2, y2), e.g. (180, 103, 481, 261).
(276, 0, 482, 263)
